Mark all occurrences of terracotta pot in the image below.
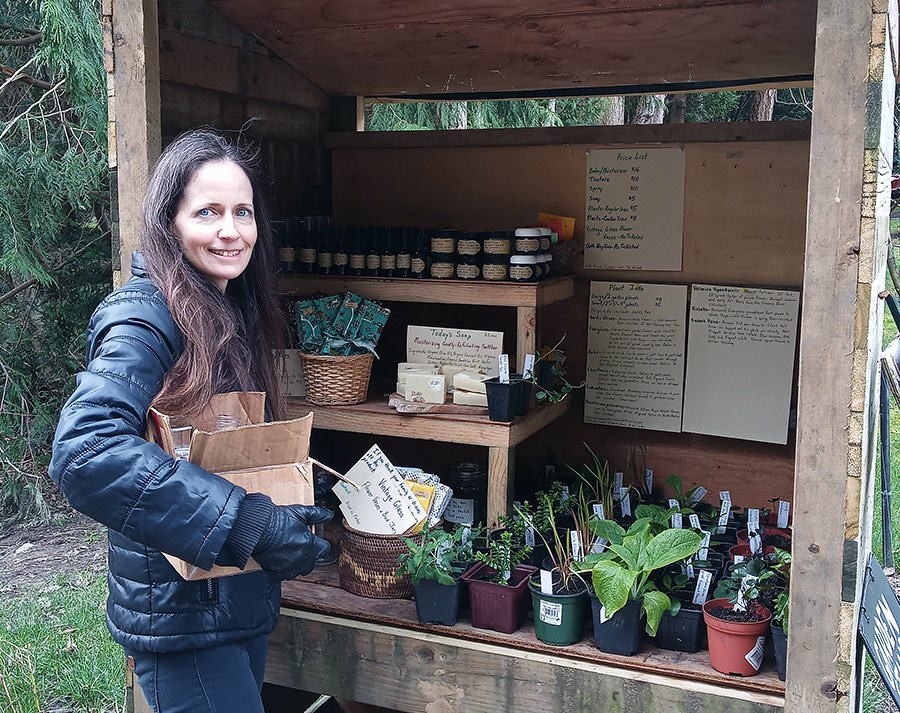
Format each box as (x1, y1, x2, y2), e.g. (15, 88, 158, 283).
(728, 543, 776, 563)
(736, 527, 792, 545)
(702, 598, 772, 676)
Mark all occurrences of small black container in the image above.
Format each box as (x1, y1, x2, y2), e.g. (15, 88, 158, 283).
(413, 578, 461, 626)
(771, 621, 787, 681)
(511, 374, 531, 416)
(655, 605, 706, 653)
(484, 377, 518, 422)
(590, 595, 642, 656)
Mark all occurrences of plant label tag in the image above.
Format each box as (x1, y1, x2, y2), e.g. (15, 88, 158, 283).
(668, 498, 680, 510)
(502, 568, 511, 583)
(645, 469, 653, 494)
(744, 635, 767, 672)
(545, 465, 555, 478)
(733, 554, 745, 564)
(749, 533, 763, 555)
(525, 527, 535, 547)
(689, 514, 701, 530)
(598, 605, 608, 624)
(692, 569, 714, 606)
(539, 599, 563, 626)
(561, 485, 570, 501)
(619, 489, 632, 517)
(686, 562, 696, 579)
(717, 501, 732, 534)
(735, 574, 758, 613)
(436, 541, 451, 560)
(719, 490, 731, 504)
(570, 531, 583, 559)
(777, 500, 791, 529)
(461, 526, 471, 544)
(592, 503, 605, 520)
(613, 472, 624, 500)
(699, 530, 711, 560)
(690, 486, 708, 504)
(540, 569, 553, 595)
(671, 513, 683, 529)
(523, 353, 536, 379)
(747, 508, 761, 534)
(498, 354, 510, 383)
(591, 537, 607, 553)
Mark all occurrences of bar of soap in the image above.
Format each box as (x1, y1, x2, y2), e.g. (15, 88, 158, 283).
(453, 372, 488, 394)
(398, 366, 440, 385)
(452, 390, 488, 407)
(398, 362, 439, 372)
(405, 373, 447, 404)
(396, 382, 407, 398)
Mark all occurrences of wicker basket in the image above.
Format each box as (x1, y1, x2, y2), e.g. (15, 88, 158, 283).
(300, 352, 373, 405)
(339, 521, 422, 599)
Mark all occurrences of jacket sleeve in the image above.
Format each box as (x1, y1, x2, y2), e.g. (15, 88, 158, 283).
(48, 285, 245, 570)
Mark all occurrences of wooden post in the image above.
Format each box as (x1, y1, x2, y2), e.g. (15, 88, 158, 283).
(486, 446, 513, 528)
(787, 0, 895, 711)
(107, 0, 161, 283)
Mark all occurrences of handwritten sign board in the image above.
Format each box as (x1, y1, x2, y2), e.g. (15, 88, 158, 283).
(407, 326, 503, 376)
(859, 553, 900, 709)
(682, 285, 800, 444)
(585, 281, 688, 432)
(583, 148, 685, 271)
(332, 444, 426, 535)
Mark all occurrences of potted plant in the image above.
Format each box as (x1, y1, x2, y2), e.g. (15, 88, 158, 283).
(653, 570, 709, 653)
(527, 334, 585, 405)
(461, 529, 537, 633)
(396, 523, 465, 626)
(769, 549, 791, 681)
(517, 493, 591, 646)
(565, 443, 615, 524)
(578, 519, 703, 655)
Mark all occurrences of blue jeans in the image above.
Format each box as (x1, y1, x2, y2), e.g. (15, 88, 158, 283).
(127, 635, 268, 713)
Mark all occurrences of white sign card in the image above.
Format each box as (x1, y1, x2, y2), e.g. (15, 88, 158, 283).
(584, 147, 685, 271)
(585, 282, 688, 432)
(332, 444, 426, 535)
(406, 326, 503, 376)
(682, 285, 800, 444)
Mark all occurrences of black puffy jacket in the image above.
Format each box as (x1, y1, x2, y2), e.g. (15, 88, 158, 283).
(49, 255, 280, 653)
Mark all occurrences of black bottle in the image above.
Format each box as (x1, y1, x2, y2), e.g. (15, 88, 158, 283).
(395, 227, 411, 278)
(273, 219, 294, 273)
(379, 227, 396, 278)
(316, 217, 334, 275)
(364, 227, 381, 276)
(333, 226, 348, 275)
(348, 226, 366, 276)
(297, 216, 317, 274)
(409, 227, 428, 279)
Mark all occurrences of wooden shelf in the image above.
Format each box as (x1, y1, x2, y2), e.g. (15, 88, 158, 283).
(285, 396, 570, 449)
(277, 274, 575, 308)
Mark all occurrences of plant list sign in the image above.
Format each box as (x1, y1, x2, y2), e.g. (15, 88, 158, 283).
(682, 285, 800, 444)
(406, 325, 503, 376)
(583, 147, 685, 271)
(585, 281, 688, 432)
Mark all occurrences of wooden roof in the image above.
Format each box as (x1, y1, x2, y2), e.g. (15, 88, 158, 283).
(207, 0, 817, 98)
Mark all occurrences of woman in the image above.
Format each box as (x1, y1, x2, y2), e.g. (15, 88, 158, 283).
(49, 129, 331, 712)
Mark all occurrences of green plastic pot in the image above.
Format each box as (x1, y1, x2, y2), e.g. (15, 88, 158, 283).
(528, 576, 589, 646)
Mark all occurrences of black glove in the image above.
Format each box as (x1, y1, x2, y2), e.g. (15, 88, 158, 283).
(252, 504, 333, 580)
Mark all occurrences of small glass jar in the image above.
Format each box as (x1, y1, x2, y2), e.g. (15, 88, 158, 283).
(444, 462, 488, 526)
(513, 227, 541, 255)
(456, 231, 482, 259)
(484, 231, 513, 257)
(430, 229, 457, 255)
(482, 254, 509, 281)
(456, 260, 481, 280)
(538, 227, 552, 253)
(536, 254, 550, 280)
(510, 254, 538, 282)
(429, 255, 456, 279)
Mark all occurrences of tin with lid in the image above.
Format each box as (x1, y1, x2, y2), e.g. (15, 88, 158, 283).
(482, 254, 509, 281)
(510, 254, 538, 282)
(430, 229, 458, 255)
(484, 231, 513, 257)
(513, 227, 541, 255)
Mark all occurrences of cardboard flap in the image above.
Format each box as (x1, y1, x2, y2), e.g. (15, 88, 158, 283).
(188, 412, 313, 472)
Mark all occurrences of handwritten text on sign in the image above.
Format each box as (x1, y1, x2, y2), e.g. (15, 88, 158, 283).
(583, 148, 685, 271)
(584, 281, 688, 432)
(407, 326, 503, 376)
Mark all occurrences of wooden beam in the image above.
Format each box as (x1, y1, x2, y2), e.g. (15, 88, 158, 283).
(109, 0, 161, 279)
(787, 0, 874, 711)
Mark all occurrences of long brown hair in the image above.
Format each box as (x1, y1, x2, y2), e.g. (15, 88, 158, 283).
(141, 128, 285, 419)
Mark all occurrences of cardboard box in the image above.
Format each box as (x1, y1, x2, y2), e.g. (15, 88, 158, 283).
(147, 392, 314, 580)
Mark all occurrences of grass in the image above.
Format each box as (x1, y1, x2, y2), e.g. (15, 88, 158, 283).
(0, 571, 124, 713)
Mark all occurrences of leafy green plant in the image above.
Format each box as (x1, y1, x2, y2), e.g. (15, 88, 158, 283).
(474, 530, 532, 585)
(578, 520, 703, 636)
(528, 334, 584, 404)
(565, 443, 615, 521)
(713, 548, 790, 613)
(396, 523, 462, 586)
(665, 474, 704, 508)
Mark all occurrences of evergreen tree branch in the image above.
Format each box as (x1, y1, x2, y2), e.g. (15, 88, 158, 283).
(0, 277, 38, 305)
(0, 62, 53, 89)
(0, 77, 65, 141)
(0, 33, 41, 46)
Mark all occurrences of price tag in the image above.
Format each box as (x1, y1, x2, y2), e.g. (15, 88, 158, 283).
(686, 562, 696, 579)
(698, 530, 711, 560)
(570, 531, 583, 559)
(747, 508, 760, 534)
(523, 353, 536, 379)
(539, 599, 563, 626)
(525, 527, 536, 547)
(561, 485, 570, 501)
(717, 500, 732, 534)
(777, 500, 791, 529)
(689, 514, 701, 530)
(719, 490, 731, 504)
(619, 488, 632, 517)
(692, 569, 714, 606)
(498, 354, 510, 383)
(540, 569, 554, 595)
(749, 533, 763, 555)
(668, 498, 680, 510)
(690, 486, 708, 504)
(645, 469, 653, 494)
(744, 635, 767, 672)
(592, 503, 605, 520)
(613, 472, 624, 500)
(671, 513, 683, 529)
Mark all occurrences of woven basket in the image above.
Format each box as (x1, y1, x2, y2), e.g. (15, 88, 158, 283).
(339, 522, 421, 599)
(300, 352, 373, 405)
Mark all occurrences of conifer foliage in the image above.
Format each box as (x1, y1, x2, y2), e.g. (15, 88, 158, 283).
(0, 0, 109, 518)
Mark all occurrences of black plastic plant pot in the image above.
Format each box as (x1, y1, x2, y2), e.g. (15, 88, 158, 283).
(771, 621, 787, 681)
(484, 377, 518, 422)
(413, 578, 461, 626)
(655, 606, 706, 653)
(510, 374, 531, 416)
(589, 595, 642, 655)
(528, 577, 590, 646)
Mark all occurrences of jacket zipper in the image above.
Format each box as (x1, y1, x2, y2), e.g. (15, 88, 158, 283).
(200, 578, 218, 604)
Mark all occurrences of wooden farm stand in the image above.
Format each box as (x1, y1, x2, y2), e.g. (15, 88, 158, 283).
(107, 1, 897, 711)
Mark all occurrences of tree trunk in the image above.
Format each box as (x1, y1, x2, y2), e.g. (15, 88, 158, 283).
(750, 89, 776, 121)
(602, 96, 625, 125)
(633, 94, 666, 124)
(543, 98, 556, 127)
(666, 93, 687, 124)
(454, 100, 467, 130)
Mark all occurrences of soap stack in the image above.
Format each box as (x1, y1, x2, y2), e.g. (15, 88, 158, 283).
(395, 363, 489, 406)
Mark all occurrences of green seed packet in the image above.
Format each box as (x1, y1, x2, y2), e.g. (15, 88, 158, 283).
(323, 292, 391, 356)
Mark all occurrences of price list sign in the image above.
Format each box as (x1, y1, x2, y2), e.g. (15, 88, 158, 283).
(583, 147, 685, 271)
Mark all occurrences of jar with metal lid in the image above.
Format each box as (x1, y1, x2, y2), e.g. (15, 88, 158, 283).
(482, 254, 509, 281)
(443, 462, 488, 526)
(536, 253, 550, 280)
(537, 227, 552, 253)
(484, 231, 513, 257)
(456, 260, 481, 280)
(429, 255, 456, 279)
(456, 231, 483, 259)
(514, 227, 541, 255)
(510, 254, 538, 282)
(430, 229, 458, 256)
